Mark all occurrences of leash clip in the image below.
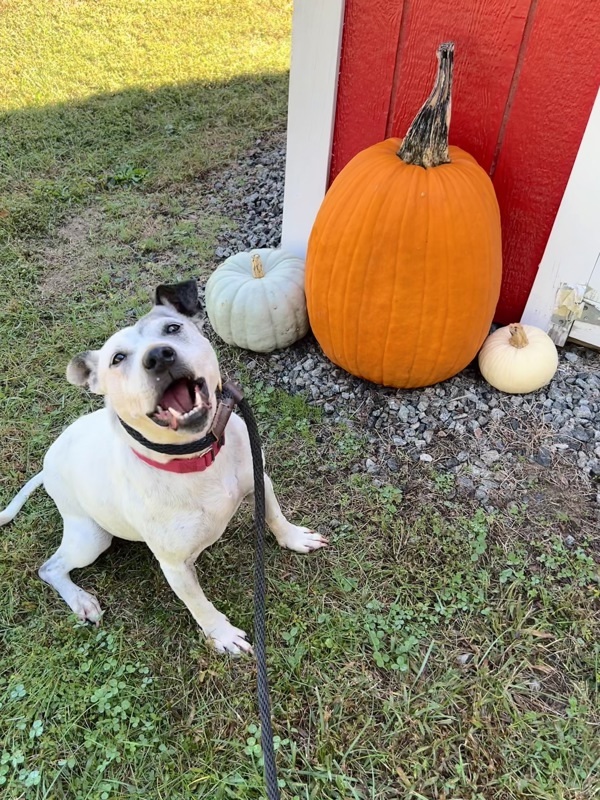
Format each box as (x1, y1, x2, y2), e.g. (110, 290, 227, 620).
(210, 380, 244, 441)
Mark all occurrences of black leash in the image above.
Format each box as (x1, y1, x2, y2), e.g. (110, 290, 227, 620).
(237, 394, 281, 800)
(120, 383, 281, 799)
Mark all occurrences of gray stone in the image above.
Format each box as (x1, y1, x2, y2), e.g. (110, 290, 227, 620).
(397, 406, 410, 423)
(481, 450, 501, 466)
(572, 427, 590, 443)
(534, 448, 552, 467)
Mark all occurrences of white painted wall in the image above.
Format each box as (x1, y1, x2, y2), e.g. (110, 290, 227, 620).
(280, 0, 345, 259)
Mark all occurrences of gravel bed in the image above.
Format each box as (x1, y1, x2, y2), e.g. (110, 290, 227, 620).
(203, 133, 600, 511)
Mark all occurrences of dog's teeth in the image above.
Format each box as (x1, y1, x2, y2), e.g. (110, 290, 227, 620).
(156, 405, 164, 414)
(194, 386, 203, 408)
(167, 407, 181, 430)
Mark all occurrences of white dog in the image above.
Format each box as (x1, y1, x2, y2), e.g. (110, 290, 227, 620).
(0, 281, 326, 654)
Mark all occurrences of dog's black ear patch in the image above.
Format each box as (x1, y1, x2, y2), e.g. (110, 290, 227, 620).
(66, 351, 101, 392)
(155, 280, 202, 318)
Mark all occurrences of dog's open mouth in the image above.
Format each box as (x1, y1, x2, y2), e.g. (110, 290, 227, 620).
(149, 377, 210, 431)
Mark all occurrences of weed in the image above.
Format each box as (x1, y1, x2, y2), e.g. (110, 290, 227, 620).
(102, 165, 149, 189)
(0, 624, 176, 797)
(432, 469, 455, 494)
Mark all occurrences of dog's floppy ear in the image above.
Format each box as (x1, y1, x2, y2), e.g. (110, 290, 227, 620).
(155, 280, 203, 318)
(66, 351, 101, 393)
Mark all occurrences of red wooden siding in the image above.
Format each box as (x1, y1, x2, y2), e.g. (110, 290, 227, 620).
(385, 0, 531, 172)
(330, 0, 600, 323)
(491, 0, 600, 321)
(329, 0, 406, 179)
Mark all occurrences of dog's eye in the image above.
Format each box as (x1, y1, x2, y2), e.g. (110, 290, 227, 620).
(165, 323, 181, 334)
(111, 353, 126, 366)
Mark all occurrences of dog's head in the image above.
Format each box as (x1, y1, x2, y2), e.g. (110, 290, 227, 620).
(67, 281, 221, 443)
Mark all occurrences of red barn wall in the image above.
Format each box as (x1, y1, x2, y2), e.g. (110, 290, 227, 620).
(330, 0, 600, 323)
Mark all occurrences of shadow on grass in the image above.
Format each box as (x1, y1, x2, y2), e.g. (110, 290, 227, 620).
(0, 72, 289, 241)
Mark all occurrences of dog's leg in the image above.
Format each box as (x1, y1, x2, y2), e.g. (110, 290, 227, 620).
(255, 474, 327, 553)
(157, 558, 252, 655)
(39, 517, 112, 624)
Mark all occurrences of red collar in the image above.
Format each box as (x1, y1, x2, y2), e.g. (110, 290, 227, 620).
(132, 435, 224, 474)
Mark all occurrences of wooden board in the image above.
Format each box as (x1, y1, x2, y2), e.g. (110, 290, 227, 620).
(280, 0, 345, 259)
(522, 89, 600, 347)
(329, 0, 405, 180)
(521, 89, 600, 333)
(492, 0, 600, 323)
(385, 0, 531, 172)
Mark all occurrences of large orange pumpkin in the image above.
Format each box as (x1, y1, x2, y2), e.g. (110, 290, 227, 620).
(305, 43, 502, 388)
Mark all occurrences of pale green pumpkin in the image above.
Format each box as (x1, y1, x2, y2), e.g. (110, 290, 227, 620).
(205, 249, 309, 353)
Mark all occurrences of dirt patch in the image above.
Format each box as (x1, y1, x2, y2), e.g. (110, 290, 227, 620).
(35, 177, 230, 306)
(39, 208, 106, 301)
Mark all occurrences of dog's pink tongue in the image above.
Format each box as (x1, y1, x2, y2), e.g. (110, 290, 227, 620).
(160, 379, 194, 413)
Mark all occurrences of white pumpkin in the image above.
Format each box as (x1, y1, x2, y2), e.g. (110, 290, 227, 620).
(205, 249, 309, 353)
(478, 323, 559, 394)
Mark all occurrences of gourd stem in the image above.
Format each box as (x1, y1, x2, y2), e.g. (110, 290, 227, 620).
(251, 254, 265, 279)
(508, 323, 529, 348)
(397, 42, 454, 168)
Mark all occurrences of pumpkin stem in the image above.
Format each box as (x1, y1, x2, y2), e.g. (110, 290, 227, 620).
(508, 323, 529, 348)
(397, 41, 454, 168)
(251, 253, 265, 278)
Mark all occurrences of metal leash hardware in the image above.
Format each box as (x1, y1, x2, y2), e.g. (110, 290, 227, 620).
(210, 380, 245, 441)
(223, 381, 281, 800)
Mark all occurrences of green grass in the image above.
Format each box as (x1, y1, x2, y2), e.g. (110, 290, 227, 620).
(2, 381, 599, 798)
(0, 0, 291, 241)
(1, 2, 600, 799)
(0, 0, 291, 111)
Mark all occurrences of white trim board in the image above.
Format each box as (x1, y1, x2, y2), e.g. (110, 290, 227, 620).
(280, 0, 345, 259)
(521, 86, 600, 346)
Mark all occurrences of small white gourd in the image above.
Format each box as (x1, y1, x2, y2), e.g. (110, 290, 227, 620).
(478, 323, 559, 394)
(205, 248, 309, 353)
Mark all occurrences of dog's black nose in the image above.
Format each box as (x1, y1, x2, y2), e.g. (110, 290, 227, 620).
(143, 346, 176, 373)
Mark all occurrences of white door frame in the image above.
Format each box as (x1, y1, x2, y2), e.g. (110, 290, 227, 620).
(521, 86, 600, 346)
(280, 0, 345, 259)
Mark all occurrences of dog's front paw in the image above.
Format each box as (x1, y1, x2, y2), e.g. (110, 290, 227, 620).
(71, 589, 103, 626)
(280, 526, 329, 554)
(204, 619, 253, 656)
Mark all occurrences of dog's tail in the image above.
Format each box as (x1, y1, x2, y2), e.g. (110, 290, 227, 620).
(0, 472, 44, 526)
